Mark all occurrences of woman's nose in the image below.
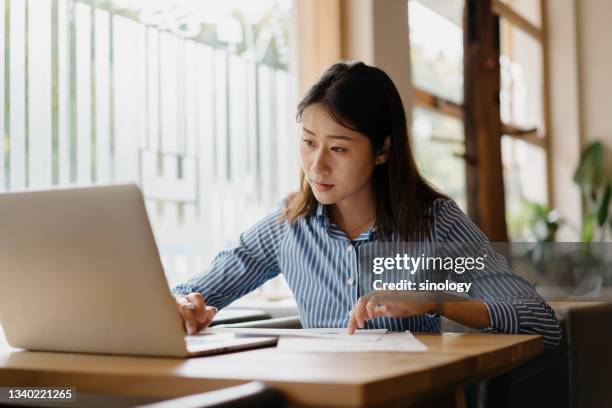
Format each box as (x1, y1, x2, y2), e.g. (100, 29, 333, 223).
(310, 149, 330, 176)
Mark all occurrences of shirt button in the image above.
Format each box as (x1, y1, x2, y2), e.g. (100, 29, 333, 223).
(347, 278, 354, 285)
(346, 245, 353, 252)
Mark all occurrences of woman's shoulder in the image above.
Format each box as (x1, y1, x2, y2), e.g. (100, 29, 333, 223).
(427, 198, 488, 242)
(427, 197, 460, 219)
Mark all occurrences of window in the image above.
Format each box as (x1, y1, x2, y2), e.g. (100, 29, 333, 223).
(0, 0, 297, 296)
(408, 0, 550, 241)
(408, 0, 463, 104)
(495, 0, 550, 240)
(412, 107, 466, 209)
(408, 0, 467, 210)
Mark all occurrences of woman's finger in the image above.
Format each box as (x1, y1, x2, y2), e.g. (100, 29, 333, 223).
(178, 302, 199, 334)
(355, 297, 368, 329)
(186, 292, 208, 324)
(201, 305, 219, 328)
(348, 307, 358, 334)
(366, 300, 377, 320)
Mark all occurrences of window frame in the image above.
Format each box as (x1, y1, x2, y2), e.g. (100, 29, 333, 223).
(408, 0, 551, 241)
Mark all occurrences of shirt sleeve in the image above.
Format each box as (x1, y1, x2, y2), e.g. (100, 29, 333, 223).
(171, 205, 287, 309)
(435, 199, 563, 348)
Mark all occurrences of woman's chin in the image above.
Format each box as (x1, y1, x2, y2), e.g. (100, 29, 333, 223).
(312, 191, 338, 205)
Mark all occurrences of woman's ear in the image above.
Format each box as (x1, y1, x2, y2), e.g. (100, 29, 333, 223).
(375, 136, 391, 165)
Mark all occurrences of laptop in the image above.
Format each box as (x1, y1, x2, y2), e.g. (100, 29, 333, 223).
(0, 184, 277, 357)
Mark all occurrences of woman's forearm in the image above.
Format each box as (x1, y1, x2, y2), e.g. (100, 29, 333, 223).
(438, 300, 491, 329)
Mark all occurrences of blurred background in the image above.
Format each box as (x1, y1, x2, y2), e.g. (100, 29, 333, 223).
(0, 0, 610, 303)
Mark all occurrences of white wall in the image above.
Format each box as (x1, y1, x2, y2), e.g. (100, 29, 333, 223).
(547, 0, 583, 239)
(547, 0, 612, 239)
(576, 0, 612, 171)
(341, 0, 413, 118)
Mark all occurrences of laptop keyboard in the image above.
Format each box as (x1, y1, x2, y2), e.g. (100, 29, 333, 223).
(185, 333, 236, 346)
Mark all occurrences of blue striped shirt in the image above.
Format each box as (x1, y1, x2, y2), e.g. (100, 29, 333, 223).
(173, 198, 562, 347)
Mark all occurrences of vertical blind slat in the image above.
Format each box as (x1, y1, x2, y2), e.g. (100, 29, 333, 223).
(112, 15, 139, 182)
(136, 25, 147, 152)
(57, 0, 70, 186)
(176, 38, 186, 156)
(75, 3, 91, 184)
(159, 31, 178, 155)
(184, 39, 197, 157)
(94, 9, 110, 183)
(146, 27, 159, 151)
(229, 55, 247, 181)
(0, 0, 5, 191)
(246, 61, 257, 187)
(257, 64, 272, 203)
(9, 0, 26, 189)
(197, 44, 214, 181)
(196, 43, 214, 253)
(28, 0, 52, 188)
(276, 70, 295, 197)
(213, 49, 228, 181)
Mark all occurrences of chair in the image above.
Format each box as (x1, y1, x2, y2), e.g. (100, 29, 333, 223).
(563, 302, 612, 407)
(485, 301, 612, 408)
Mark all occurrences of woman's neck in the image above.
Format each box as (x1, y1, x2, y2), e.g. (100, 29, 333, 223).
(329, 188, 376, 240)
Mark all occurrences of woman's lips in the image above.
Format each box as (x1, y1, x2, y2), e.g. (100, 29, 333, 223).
(312, 181, 335, 192)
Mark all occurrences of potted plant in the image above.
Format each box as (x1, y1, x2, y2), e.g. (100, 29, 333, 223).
(570, 141, 612, 290)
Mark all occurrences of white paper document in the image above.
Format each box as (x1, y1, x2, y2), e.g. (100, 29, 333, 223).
(208, 327, 388, 342)
(276, 332, 428, 352)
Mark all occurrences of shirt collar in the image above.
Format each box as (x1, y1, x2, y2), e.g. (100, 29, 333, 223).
(357, 224, 377, 241)
(315, 202, 377, 241)
(315, 202, 329, 228)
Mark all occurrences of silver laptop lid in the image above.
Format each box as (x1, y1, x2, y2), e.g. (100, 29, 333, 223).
(0, 185, 188, 357)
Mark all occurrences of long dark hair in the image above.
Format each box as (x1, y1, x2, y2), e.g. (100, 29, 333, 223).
(282, 61, 447, 240)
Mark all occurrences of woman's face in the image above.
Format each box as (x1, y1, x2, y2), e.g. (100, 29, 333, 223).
(299, 103, 385, 206)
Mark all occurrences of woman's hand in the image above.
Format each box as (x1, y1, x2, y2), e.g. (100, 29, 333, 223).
(175, 292, 218, 334)
(347, 291, 435, 334)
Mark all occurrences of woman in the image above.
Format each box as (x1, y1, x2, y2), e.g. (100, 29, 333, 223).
(173, 61, 562, 347)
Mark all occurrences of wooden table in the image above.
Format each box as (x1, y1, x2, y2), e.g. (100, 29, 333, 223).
(0, 332, 543, 407)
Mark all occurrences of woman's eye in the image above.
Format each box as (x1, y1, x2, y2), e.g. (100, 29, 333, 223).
(302, 139, 315, 147)
(331, 147, 347, 153)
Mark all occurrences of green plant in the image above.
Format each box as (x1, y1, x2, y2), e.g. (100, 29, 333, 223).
(523, 201, 563, 242)
(574, 141, 612, 242)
